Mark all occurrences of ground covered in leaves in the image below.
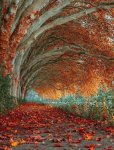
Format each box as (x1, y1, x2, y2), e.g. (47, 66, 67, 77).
(0, 103, 114, 150)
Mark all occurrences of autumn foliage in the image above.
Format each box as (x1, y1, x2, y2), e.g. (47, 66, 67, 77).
(0, 0, 114, 99)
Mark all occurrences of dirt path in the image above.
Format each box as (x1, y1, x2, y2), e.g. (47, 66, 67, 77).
(0, 103, 114, 150)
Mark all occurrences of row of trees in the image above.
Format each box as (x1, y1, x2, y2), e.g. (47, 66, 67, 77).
(0, 0, 114, 103)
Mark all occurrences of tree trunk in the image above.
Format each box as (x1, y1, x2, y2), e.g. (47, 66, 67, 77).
(10, 51, 25, 104)
(10, 76, 19, 105)
(10, 75, 26, 105)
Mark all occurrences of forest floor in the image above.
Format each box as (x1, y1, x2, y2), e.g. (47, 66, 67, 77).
(0, 103, 114, 150)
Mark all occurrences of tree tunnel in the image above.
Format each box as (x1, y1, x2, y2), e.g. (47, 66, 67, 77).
(0, 0, 114, 103)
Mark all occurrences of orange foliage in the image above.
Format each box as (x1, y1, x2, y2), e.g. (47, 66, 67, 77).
(0, 1, 113, 98)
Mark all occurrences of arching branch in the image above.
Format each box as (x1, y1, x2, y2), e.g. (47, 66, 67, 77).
(18, 2, 114, 51)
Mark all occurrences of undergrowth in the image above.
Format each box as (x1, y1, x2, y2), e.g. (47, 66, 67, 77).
(0, 63, 28, 114)
(0, 73, 15, 114)
(54, 87, 114, 125)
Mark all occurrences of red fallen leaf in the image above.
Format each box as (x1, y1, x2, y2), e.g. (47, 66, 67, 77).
(84, 144, 96, 150)
(76, 138, 82, 144)
(54, 143, 63, 147)
(106, 146, 113, 150)
(103, 113, 108, 119)
(91, 131, 96, 135)
(39, 123, 46, 128)
(105, 127, 114, 134)
(3, 146, 11, 150)
(8, 134, 14, 138)
(31, 135, 44, 142)
(72, 127, 78, 132)
(12, 130, 18, 134)
(6, 127, 12, 131)
(78, 127, 86, 135)
(90, 147, 95, 150)
(68, 137, 75, 143)
(96, 137, 102, 141)
(66, 133, 72, 138)
(66, 133, 75, 143)
(42, 130, 50, 133)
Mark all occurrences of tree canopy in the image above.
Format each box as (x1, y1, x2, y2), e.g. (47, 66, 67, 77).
(0, 0, 114, 99)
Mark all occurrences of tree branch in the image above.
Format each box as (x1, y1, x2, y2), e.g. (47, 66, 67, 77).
(18, 2, 114, 51)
